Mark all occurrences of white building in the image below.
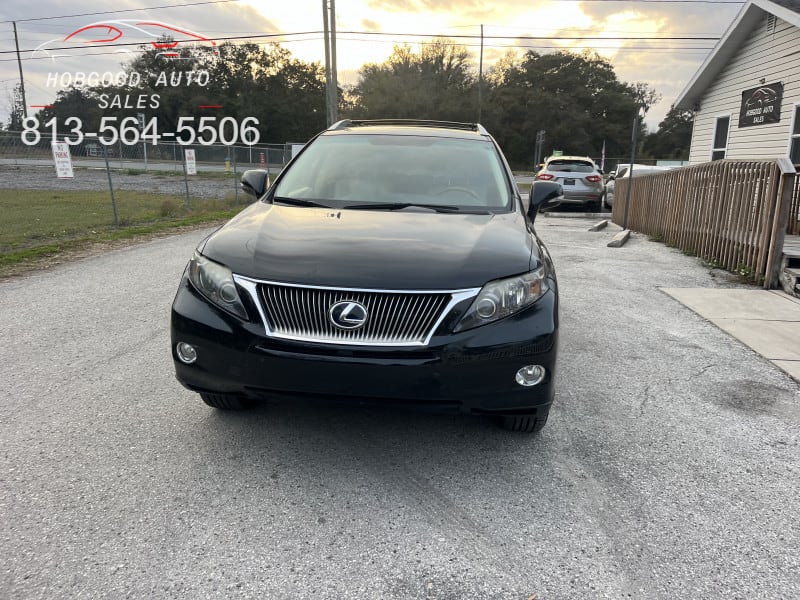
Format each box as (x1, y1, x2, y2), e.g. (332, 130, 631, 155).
(675, 0, 800, 166)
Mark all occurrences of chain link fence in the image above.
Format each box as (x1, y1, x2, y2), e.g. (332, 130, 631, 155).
(0, 129, 293, 173)
(0, 130, 301, 226)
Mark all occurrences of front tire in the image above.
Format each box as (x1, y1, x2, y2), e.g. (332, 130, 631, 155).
(199, 392, 255, 411)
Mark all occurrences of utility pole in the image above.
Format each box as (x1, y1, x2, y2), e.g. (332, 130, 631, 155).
(329, 0, 338, 123)
(322, 1, 332, 126)
(622, 110, 641, 230)
(477, 24, 484, 124)
(321, 0, 338, 126)
(12, 21, 28, 119)
(533, 130, 545, 169)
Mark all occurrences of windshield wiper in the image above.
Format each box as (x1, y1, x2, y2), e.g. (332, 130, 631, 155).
(273, 196, 331, 208)
(344, 202, 462, 213)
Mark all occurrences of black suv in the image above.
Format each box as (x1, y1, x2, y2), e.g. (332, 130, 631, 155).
(171, 120, 561, 433)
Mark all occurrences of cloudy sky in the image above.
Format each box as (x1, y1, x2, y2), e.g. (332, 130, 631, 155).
(0, 0, 744, 129)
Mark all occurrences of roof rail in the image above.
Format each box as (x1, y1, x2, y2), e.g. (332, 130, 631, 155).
(329, 119, 488, 135)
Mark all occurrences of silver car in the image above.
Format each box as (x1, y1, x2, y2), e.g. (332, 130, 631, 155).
(535, 156, 604, 212)
(604, 164, 675, 208)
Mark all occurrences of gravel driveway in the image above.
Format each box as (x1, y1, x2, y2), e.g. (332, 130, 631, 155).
(0, 215, 798, 599)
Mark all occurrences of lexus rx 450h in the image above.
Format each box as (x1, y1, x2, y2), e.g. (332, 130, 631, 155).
(171, 119, 561, 433)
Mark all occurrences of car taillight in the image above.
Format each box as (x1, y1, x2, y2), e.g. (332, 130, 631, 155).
(585, 175, 602, 183)
(536, 173, 554, 180)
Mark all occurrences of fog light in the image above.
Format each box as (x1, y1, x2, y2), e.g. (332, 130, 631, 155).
(176, 342, 198, 364)
(515, 365, 545, 387)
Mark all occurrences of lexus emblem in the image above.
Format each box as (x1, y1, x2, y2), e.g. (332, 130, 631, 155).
(329, 300, 368, 329)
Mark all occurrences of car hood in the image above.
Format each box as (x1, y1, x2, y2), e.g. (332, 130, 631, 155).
(200, 202, 536, 289)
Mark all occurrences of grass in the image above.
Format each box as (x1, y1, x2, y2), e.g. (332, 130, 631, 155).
(0, 188, 247, 276)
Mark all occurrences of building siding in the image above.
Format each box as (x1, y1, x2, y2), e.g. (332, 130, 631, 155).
(688, 14, 800, 164)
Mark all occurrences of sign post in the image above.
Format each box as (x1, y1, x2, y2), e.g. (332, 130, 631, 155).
(185, 148, 197, 175)
(182, 148, 194, 209)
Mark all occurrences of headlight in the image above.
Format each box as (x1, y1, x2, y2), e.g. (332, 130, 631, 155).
(455, 267, 549, 332)
(187, 252, 248, 320)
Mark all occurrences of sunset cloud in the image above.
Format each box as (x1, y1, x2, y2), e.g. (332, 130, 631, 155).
(0, 0, 742, 129)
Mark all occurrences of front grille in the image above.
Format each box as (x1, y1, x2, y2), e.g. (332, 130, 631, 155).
(257, 283, 462, 346)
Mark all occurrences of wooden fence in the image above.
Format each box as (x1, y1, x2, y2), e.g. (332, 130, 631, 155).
(612, 158, 797, 288)
(790, 168, 800, 235)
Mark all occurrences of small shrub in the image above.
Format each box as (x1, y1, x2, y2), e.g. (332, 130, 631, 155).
(736, 263, 754, 279)
(160, 198, 181, 217)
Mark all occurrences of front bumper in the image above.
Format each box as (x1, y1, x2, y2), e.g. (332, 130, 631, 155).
(170, 278, 559, 414)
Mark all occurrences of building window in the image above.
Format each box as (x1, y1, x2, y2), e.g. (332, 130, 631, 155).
(712, 116, 730, 161)
(790, 105, 800, 165)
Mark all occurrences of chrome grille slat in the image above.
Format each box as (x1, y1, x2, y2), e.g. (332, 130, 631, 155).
(255, 282, 475, 346)
(398, 296, 422, 339)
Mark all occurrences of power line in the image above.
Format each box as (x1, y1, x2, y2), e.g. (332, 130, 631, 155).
(0, 31, 318, 57)
(0, 43, 716, 64)
(0, 0, 241, 24)
(0, 29, 722, 57)
(338, 31, 721, 41)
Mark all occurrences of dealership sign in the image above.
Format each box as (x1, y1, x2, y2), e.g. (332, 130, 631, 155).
(739, 82, 783, 127)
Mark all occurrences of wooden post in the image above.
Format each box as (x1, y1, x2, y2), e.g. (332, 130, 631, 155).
(764, 159, 797, 288)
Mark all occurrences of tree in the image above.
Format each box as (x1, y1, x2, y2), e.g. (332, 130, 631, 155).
(7, 84, 25, 131)
(349, 39, 476, 121)
(37, 40, 328, 144)
(36, 87, 105, 133)
(642, 106, 693, 160)
(481, 50, 650, 168)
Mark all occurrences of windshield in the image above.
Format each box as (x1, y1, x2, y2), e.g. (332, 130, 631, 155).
(273, 134, 513, 212)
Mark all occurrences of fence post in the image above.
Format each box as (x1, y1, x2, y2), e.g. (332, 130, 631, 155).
(233, 147, 239, 204)
(182, 148, 191, 209)
(102, 144, 119, 227)
(764, 159, 797, 288)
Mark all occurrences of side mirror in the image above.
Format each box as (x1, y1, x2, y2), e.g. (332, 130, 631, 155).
(241, 169, 270, 198)
(527, 181, 563, 221)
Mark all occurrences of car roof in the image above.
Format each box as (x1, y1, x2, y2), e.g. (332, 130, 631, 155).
(323, 119, 490, 141)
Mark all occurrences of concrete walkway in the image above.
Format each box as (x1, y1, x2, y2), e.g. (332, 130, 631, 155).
(662, 287, 800, 382)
